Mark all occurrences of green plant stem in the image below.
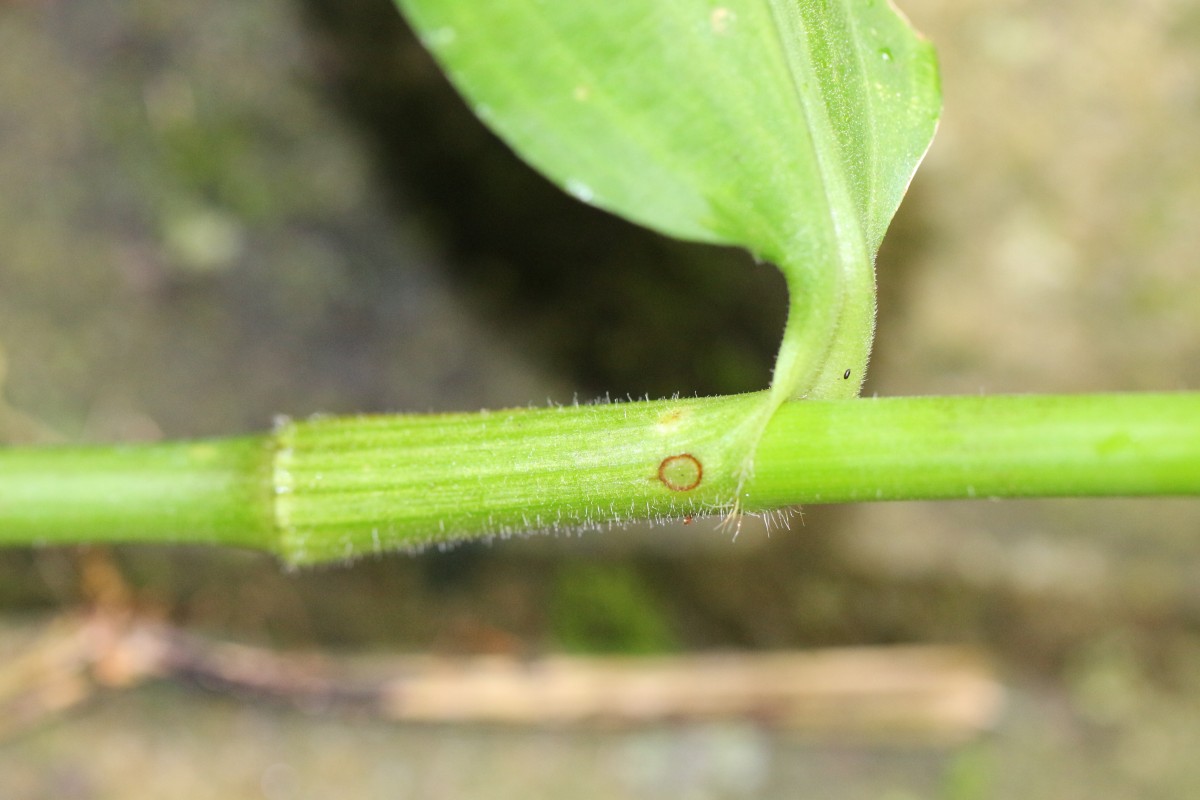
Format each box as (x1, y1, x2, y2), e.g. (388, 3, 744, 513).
(1, 393, 1197, 565)
(0, 436, 275, 551)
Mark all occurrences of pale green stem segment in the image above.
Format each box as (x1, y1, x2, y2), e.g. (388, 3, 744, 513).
(0, 394, 1197, 565)
(0, 436, 275, 550)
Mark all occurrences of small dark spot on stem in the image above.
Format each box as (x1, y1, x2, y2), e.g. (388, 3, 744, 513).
(658, 453, 702, 492)
(843, 369, 852, 380)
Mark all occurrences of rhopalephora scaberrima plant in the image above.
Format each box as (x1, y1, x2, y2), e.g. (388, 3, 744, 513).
(0, 0, 1197, 565)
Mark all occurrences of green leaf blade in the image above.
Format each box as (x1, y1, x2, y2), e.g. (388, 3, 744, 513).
(396, 0, 940, 408)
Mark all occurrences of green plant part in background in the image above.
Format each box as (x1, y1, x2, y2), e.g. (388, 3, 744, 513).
(396, 0, 940, 489)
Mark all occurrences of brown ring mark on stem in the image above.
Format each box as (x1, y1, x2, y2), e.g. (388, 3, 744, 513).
(658, 453, 703, 492)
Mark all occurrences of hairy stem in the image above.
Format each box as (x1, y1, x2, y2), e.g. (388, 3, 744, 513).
(0, 393, 1197, 565)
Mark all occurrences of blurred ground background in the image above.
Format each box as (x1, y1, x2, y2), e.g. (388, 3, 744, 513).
(1, 0, 1199, 797)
